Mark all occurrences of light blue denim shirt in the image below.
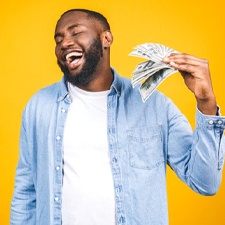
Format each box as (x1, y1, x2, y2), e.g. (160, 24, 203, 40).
(11, 69, 225, 225)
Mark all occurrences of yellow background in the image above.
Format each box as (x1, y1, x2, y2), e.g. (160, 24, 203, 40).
(1, 0, 225, 224)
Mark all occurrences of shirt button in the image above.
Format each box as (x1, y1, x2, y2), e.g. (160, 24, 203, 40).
(61, 108, 66, 113)
(208, 120, 214, 125)
(56, 166, 60, 171)
(109, 127, 115, 134)
(112, 157, 118, 163)
(54, 197, 59, 202)
(218, 120, 223, 125)
(56, 136, 61, 140)
(57, 97, 63, 102)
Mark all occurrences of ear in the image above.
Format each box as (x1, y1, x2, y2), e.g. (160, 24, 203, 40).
(102, 30, 113, 48)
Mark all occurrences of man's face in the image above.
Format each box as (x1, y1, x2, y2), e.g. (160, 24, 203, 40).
(54, 11, 103, 86)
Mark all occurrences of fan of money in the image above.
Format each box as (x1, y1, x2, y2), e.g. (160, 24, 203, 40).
(129, 43, 179, 102)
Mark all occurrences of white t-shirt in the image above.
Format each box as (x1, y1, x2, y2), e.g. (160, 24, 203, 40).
(61, 83, 116, 225)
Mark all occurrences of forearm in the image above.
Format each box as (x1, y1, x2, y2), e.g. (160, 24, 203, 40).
(167, 102, 225, 195)
(11, 194, 36, 225)
(196, 92, 218, 115)
(11, 122, 36, 224)
(10, 157, 36, 224)
(185, 109, 225, 195)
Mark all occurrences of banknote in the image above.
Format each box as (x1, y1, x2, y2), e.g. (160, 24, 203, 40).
(131, 60, 171, 87)
(129, 43, 179, 102)
(139, 68, 178, 102)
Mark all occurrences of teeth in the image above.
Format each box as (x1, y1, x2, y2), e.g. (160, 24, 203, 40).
(66, 52, 83, 61)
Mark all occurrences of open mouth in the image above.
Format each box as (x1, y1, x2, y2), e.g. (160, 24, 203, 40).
(65, 51, 83, 66)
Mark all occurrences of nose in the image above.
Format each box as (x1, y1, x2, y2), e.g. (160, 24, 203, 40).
(60, 37, 74, 50)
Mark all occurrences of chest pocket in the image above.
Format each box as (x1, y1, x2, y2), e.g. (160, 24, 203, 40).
(127, 125, 164, 170)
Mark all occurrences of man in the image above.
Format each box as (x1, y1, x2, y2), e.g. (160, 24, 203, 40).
(11, 9, 225, 225)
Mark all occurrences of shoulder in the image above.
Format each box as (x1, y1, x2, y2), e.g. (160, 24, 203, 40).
(32, 79, 64, 100)
(24, 78, 66, 114)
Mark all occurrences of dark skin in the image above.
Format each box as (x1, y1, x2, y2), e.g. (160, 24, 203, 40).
(55, 11, 113, 92)
(163, 54, 217, 115)
(55, 11, 217, 115)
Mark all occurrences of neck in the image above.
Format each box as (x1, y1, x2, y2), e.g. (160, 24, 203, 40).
(75, 66, 113, 92)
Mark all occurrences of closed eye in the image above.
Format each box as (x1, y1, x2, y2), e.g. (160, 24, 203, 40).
(71, 31, 83, 36)
(55, 37, 63, 45)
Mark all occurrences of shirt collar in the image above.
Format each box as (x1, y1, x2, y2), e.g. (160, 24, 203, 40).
(109, 67, 122, 97)
(57, 76, 69, 102)
(58, 67, 122, 102)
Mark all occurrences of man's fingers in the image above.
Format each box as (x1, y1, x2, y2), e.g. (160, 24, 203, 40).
(163, 53, 207, 66)
(169, 62, 201, 75)
(163, 53, 209, 76)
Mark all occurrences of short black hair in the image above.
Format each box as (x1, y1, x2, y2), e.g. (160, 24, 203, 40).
(60, 9, 110, 30)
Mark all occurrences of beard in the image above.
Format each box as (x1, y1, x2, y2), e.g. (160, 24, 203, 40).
(57, 35, 103, 86)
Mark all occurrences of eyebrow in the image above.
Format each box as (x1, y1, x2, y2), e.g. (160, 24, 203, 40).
(54, 23, 80, 39)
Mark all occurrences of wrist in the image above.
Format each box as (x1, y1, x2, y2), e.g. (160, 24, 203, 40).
(196, 95, 217, 115)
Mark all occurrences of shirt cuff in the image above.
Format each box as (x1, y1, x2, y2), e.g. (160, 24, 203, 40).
(196, 106, 225, 128)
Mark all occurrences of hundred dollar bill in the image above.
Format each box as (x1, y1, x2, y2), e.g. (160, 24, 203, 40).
(131, 60, 171, 87)
(129, 43, 179, 102)
(139, 68, 178, 102)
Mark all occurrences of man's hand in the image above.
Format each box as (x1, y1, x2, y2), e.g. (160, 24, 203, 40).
(163, 53, 217, 115)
